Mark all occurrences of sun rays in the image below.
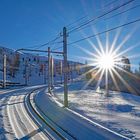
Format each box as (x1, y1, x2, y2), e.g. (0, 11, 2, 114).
(75, 28, 140, 95)
(95, 53, 116, 70)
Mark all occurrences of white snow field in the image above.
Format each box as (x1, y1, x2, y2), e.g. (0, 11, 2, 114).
(50, 81, 140, 140)
(34, 87, 129, 140)
(0, 82, 140, 140)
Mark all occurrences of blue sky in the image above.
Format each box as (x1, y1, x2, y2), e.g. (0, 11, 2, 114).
(0, 0, 140, 69)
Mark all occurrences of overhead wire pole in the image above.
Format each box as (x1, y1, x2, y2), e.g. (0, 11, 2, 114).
(16, 40, 68, 106)
(60, 60, 63, 84)
(44, 64, 47, 84)
(50, 55, 54, 89)
(63, 27, 68, 107)
(48, 47, 51, 93)
(16, 48, 63, 88)
(105, 70, 109, 96)
(25, 60, 28, 86)
(3, 54, 6, 88)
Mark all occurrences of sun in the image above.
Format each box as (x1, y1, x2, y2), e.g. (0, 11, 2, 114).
(97, 53, 115, 70)
(76, 27, 139, 95)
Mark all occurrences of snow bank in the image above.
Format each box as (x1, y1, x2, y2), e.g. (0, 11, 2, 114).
(53, 81, 140, 140)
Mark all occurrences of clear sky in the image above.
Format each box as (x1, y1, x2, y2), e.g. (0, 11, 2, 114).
(0, 0, 140, 69)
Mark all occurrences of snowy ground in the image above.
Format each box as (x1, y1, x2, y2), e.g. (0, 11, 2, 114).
(0, 81, 140, 140)
(53, 81, 140, 140)
(0, 86, 51, 140)
(35, 88, 128, 140)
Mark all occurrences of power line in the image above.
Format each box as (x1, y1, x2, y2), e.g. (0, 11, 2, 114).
(104, 0, 120, 7)
(66, 15, 88, 28)
(51, 46, 63, 51)
(105, 4, 140, 20)
(34, 35, 61, 49)
(19, 0, 135, 52)
(23, 17, 90, 50)
(68, 0, 120, 31)
(68, 17, 140, 45)
(21, 0, 124, 51)
(52, 46, 63, 51)
(66, 0, 120, 30)
(69, 4, 140, 33)
(66, 0, 122, 30)
(22, 33, 62, 51)
(68, 0, 135, 34)
(24, 16, 87, 50)
(66, 0, 119, 29)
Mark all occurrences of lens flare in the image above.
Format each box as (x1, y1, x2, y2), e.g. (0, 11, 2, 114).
(75, 28, 140, 95)
(97, 53, 115, 70)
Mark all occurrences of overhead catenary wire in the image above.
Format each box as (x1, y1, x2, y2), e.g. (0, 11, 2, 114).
(52, 46, 63, 51)
(68, 0, 120, 31)
(104, 0, 120, 7)
(31, 15, 87, 50)
(20, 0, 124, 51)
(69, 4, 140, 33)
(20, 14, 80, 51)
(22, 32, 62, 51)
(68, 17, 140, 45)
(66, 15, 88, 28)
(68, 0, 135, 34)
(34, 35, 62, 49)
(66, 0, 120, 30)
(23, 16, 89, 50)
(19, 0, 135, 52)
(105, 4, 140, 20)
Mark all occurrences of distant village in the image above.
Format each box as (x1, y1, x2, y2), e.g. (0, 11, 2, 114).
(0, 46, 85, 86)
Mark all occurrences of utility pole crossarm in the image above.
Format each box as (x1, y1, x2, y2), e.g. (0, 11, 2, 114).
(3, 54, 6, 88)
(16, 48, 63, 54)
(48, 47, 51, 93)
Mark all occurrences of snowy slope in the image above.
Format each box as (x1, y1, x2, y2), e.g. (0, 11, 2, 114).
(0, 85, 52, 139)
(0, 46, 84, 86)
(35, 88, 129, 140)
(53, 81, 140, 140)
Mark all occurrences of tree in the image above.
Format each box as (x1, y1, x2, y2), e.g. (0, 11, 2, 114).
(85, 61, 92, 80)
(121, 56, 131, 72)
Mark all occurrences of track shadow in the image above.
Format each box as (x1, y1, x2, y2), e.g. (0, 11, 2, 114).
(17, 128, 41, 140)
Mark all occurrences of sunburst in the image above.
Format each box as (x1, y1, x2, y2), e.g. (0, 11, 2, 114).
(75, 28, 140, 96)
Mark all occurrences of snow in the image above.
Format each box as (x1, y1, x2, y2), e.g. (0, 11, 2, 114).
(0, 81, 140, 140)
(0, 46, 84, 86)
(52, 81, 140, 140)
(0, 86, 49, 140)
(35, 88, 128, 140)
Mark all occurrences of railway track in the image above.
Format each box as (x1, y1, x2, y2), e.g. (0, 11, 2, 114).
(26, 87, 76, 140)
(6, 87, 48, 140)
